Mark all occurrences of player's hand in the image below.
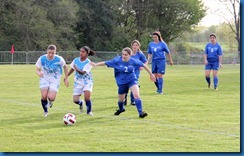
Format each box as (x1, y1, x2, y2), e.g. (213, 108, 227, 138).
(204, 60, 208, 65)
(73, 65, 78, 70)
(89, 62, 96, 67)
(38, 71, 43, 77)
(64, 77, 69, 87)
(169, 60, 173, 66)
(219, 63, 223, 69)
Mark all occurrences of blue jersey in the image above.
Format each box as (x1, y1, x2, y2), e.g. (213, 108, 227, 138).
(70, 58, 93, 85)
(131, 51, 147, 78)
(105, 56, 144, 85)
(35, 54, 66, 81)
(204, 43, 223, 62)
(148, 41, 170, 60)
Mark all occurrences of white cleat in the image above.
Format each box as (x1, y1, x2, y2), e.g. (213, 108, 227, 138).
(43, 112, 48, 117)
(87, 112, 94, 116)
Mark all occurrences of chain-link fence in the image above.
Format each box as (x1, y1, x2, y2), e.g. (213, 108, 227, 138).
(0, 51, 240, 65)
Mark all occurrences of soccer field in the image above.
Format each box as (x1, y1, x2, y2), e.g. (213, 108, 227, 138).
(0, 64, 240, 152)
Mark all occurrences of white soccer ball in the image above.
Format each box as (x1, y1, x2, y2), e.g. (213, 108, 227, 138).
(63, 113, 76, 125)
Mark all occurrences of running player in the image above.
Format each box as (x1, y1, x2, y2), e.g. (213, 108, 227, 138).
(35, 44, 69, 117)
(65, 46, 95, 116)
(90, 47, 156, 118)
(148, 31, 173, 94)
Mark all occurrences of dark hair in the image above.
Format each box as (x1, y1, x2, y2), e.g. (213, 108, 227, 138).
(122, 47, 132, 55)
(131, 40, 142, 52)
(47, 44, 56, 51)
(209, 33, 217, 38)
(152, 31, 163, 41)
(80, 46, 96, 56)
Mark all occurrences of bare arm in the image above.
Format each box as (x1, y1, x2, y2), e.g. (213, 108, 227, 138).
(204, 54, 208, 65)
(63, 65, 69, 87)
(166, 53, 173, 66)
(219, 55, 223, 68)
(36, 67, 43, 77)
(143, 64, 156, 82)
(73, 65, 87, 75)
(147, 54, 152, 64)
(90, 61, 106, 67)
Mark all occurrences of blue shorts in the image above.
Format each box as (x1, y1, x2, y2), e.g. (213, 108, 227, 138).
(152, 59, 166, 74)
(118, 81, 137, 94)
(205, 61, 220, 70)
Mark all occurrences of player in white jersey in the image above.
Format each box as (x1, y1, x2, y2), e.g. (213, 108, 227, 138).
(35, 44, 69, 117)
(65, 46, 95, 116)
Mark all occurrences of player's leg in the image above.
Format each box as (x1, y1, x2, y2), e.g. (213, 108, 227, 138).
(47, 81, 60, 107)
(156, 59, 165, 94)
(83, 83, 93, 115)
(213, 62, 220, 90)
(205, 63, 212, 88)
(130, 84, 147, 118)
(151, 60, 158, 91)
(39, 78, 49, 116)
(114, 85, 127, 115)
(73, 94, 83, 113)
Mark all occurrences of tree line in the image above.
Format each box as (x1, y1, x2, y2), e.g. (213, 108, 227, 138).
(0, 0, 206, 51)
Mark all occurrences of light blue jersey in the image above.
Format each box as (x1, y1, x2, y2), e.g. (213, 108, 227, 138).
(105, 56, 144, 85)
(131, 51, 147, 79)
(70, 58, 93, 86)
(204, 42, 223, 63)
(35, 54, 66, 81)
(148, 41, 170, 60)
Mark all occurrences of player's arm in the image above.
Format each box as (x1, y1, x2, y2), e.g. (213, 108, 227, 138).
(147, 54, 152, 64)
(90, 61, 106, 67)
(36, 67, 43, 77)
(73, 65, 87, 75)
(142, 64, 156, 82)
(63, 64, 69, 87)
(219, 55, 223, 68)
(166, 53, 173, 66)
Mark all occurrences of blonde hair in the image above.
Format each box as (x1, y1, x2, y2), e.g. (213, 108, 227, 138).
(131, 40, 142, 52)
(122, 47, 132, 55)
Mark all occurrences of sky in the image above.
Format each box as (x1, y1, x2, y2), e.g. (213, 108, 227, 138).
(198, 0, 236, 27)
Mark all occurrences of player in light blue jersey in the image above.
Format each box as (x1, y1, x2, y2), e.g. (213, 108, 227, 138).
(90, 47, 156, 118)
(65, 46, 96, 116)
(204, 33, 223, 90)
(124, 40, 148, 106)
(148, 31, 173, 94)
(35, 44, 69, 117)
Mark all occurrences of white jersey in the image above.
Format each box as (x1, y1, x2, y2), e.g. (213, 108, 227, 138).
(70, 57, 93, 86)
(35, 54, 66, 82)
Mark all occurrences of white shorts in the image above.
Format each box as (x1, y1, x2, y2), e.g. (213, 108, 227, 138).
(73, 83, 93, 95)
(39, 78, 60, 92)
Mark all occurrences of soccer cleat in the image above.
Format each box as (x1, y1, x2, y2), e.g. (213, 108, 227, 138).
(130, 102, 136, 106)
(114, 109, 125, 116)
(214, 87, 218, 91)
(156, 91, 163, 94)
(87, 112, 94, 116)
(139, 112, 148, 118)
(79, 104, 83, 113)
(43, 112, 48, 117)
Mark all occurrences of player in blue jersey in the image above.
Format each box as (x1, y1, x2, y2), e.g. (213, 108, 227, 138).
(204, 33, 223, 90)
(65, 46, 96, 116)
(148, 31, 173, 94)
(90, 47, 156, 118)
(124, 40, 148, 106)
(35, 44, 69, 117)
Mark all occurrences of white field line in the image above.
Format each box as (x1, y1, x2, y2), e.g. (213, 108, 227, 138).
(0, 98, 239, 138)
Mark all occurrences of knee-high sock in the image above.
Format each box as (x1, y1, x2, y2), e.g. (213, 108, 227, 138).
(130, 91, 135, 103)
(135, 98, 142, 115)
(154, 78, 159, 90)
(205, 76, 211, 85)
(118, 101, 124, 111)
(41, 99, 48, 112)
(85, 100, 92, 113)
(214, 76, 218, 88)
(157, 78, 163, 93)
(74, 100, 83, 106)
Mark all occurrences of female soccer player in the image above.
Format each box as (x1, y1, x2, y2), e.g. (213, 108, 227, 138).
(124, 40, 148, 106)
(204, 33, 223, 90)
(35, 44, 69, 117)
(148, 31, 173, 94)
(65, 46, 95, 116)
(90, 47, 156, 118)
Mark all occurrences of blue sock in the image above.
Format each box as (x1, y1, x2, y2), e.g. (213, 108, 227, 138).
(118, 101, 124, 111)
(85, 100, 92, 113)
(206, 77, 211, 85)
(154, 79, 158, 90)
(157, 78, 163, 93)
(41, 99, 48, 112)
(214, 76, 218, 88)
(130, 91, 134, 103)
(135, 98, 143, 115)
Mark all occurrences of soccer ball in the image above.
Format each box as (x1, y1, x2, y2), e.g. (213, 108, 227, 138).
(63, 113, 76, 125)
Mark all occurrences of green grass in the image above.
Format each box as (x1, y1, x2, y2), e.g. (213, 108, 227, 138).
(0, 64, 240, 152)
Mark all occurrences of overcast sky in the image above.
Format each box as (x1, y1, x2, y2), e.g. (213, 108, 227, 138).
(198, 0, 237, 27)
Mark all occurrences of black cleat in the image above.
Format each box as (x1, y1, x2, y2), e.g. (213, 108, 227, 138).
(123, 99, 127, 106)
(139, 112, 148, 118)
(130, 102, 135, 106)
(208, 83, 211, 88)
(114, 109, 125, 116)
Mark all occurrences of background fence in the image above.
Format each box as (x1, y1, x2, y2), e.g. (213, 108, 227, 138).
(0, 51, 240, 65)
